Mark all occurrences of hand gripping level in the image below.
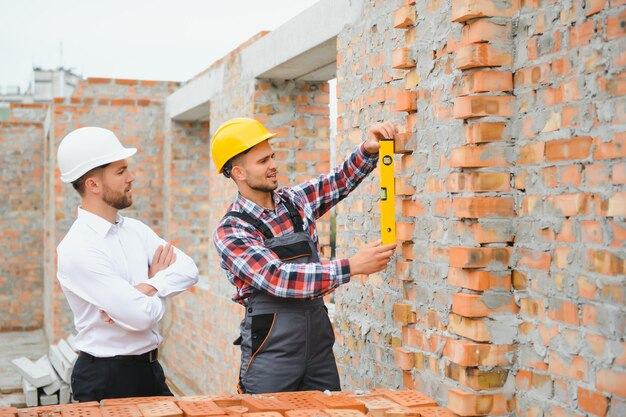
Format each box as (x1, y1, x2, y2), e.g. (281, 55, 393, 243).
(379, 139, 396, 245)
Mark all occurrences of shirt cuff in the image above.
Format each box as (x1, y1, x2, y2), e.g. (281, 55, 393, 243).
(141, 272, 166, 297)
(333, 258, 351, 285)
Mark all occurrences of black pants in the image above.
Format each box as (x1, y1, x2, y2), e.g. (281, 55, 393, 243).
(71, 353, 173, 401)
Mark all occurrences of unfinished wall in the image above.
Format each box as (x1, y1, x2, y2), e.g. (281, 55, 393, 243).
(336, 0, 625, 416)
(0, 121, 45, 331)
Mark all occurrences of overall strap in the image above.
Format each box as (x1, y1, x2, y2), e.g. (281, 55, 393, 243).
(280, 196, 305, 232)
(223, 211, 274, 240)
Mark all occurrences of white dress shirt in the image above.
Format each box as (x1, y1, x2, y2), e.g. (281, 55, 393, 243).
(57, 207, 199, 357)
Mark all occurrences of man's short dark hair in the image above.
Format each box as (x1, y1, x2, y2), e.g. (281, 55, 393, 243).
(222, 150, 249, 179)
(71, 163, 110, 196)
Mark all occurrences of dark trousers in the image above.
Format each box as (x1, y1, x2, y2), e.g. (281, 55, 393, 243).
(71, 352, 173, 401)
(238, 294, 341, 394)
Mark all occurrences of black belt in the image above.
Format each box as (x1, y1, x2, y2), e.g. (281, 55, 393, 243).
(79, 348, 158, 363)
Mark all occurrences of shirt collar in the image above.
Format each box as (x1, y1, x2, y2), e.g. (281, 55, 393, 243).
(234, 191, 282, 217)
(77, 207, 124, 238)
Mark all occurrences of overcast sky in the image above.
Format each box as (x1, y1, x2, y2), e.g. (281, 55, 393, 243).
(0, 0, 319, 92)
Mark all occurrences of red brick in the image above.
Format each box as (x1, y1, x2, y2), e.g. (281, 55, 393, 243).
(449, 146, 509, 168)
(596, 368, 626, 397)
(393, 303, 416, 323)
(396, 177, 416, 196)
(581, 220, 604, 243)
(577, 386, 609, 416)
(137, 402, 182, 417)
(448, 268, 512, 291)
(459, 71, 513, 95)
(585, 163, 610, 188)
(517, 248, 551, 270)
(515, 63, 551, 87)
(452, 293, 518, 317)
(402, 200, 425, 217)
(393, 5, 416, 29)
(394, 132, 413, 154)
(447, 172, 510, 192)
(382, 391, 436, 408)
(570, 20, 595, 49)
(546, 193, 590, 216)
(518, 141, 545, 164)
(392, 48, 416, 70)
(585, 0, 606, 16)
(447, 389, 514, 416)
(586, 249, 625, 276)
(396, 91, 417, 112)
(454, 95, 513, 118)
(396, 221, 415, 241)
(455, 44, 513, 70)
(465, 122, 506, 143)
(451, 0, 520, 22)
(594, 133, 626, 160)
(444, 338, 514, 366)
(242, 398, 292, 413)
(86, 77, 112, 84)
(545, 136, 593, 162)
(611, 162, 626, 185)
(448, 313, 491, 342)
(449, 246, 511, 268)
(547, 299, 579, 325)
(393, 347, 415, 370)
(519, 297, 546, 319)
(607, 9, 626, 41)
(454, 220, 515, 244)
(452, 196, 515, 218)
(177, 401, 227, 417)
(548, 351, 588, 381)
(598, 191, 626, 217)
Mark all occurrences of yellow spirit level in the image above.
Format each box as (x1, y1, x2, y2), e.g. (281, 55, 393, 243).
(379, 139, 395, 245)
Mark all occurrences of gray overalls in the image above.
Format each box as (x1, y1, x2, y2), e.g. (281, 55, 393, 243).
(225, 197, 341, 394)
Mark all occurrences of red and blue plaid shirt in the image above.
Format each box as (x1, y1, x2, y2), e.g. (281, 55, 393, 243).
(213, 143, 378, 305)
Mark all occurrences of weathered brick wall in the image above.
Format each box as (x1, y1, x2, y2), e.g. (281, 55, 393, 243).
(333, 0, 407, 391)
(0, 122, 45, 330)
(336, 0, 625, 416)
(9, 103, 48, 123)
(511, 1, 625, 415)
(255, 79, 332, 255)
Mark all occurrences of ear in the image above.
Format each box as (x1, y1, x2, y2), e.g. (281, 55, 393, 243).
(231, 165, 246, 182)
(84, 176, 101, 195)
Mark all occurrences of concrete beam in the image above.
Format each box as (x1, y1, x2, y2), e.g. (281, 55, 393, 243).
(242, 0, 362, 81)
(165, 0, 362, 121)
(167, 66, 223, 121)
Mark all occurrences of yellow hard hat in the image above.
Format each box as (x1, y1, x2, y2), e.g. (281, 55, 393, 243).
(211, 117, 277, 174)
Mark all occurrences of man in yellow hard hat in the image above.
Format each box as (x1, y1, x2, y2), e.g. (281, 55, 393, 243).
(56, 127, 199, 400)
(212, 117, 397, 394)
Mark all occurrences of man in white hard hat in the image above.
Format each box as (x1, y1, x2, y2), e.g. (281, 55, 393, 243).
(56, 126, 199, 401)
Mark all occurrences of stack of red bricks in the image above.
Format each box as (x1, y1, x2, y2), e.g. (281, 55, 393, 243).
(0, 390, 458, 417)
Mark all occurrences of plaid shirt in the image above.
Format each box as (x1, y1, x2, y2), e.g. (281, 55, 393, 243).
(213, 143, 378, 305)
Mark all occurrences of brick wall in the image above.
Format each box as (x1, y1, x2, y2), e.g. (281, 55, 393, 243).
(0, 122, 45, 330)
(335, 0, 625, 416)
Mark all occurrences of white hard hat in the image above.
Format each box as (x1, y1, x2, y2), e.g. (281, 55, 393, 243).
(57, 127, 137, 183)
